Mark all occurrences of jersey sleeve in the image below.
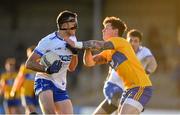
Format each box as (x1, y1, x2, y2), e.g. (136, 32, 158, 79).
(98, 51, 108, 59)
(109, 37, 127, 50)
(143, 47, 153, 58)
(34, 38, 50, 56)
(97, 50, 112, 62)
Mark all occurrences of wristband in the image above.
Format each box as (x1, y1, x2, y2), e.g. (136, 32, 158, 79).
(74, 42, 83, 49)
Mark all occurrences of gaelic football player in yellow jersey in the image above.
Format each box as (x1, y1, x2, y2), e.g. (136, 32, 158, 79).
(0, 58, 22, 114)
(65, 17, 153, 114)
(10, 46, 39, 114)
(93, 29, 158, 114)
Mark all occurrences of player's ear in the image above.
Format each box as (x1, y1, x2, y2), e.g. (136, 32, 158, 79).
(60, 23, 67, 29)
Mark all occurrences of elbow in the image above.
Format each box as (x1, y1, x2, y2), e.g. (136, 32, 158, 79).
(83, 61, 94, 67)
(83, 58, 95, 67)
(154, 63, 158, 72)
(68, 67, 76, 72)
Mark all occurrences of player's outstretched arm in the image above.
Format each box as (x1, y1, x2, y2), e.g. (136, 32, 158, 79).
(83, 40, 114, 50)
(145, 56, 158, 74)
(65, 38, 114, 50)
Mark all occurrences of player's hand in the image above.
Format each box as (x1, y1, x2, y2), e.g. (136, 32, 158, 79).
(66, 43, 78, 55)
(10, 91, 16, 98)
(46, 60, 62, 74)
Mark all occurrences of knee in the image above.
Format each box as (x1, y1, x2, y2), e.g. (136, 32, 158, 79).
(43, 107, 55, 114)
(120, 104, 140, 114)
(40, 102, 55, 114)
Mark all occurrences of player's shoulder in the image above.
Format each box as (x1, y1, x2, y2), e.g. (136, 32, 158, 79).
(140, 46, 151, 53)
(110, 37, 126, 41)
(38, 32, 59, 46)
(0, 72, 7, 78)
(41, 32, 57, 41)
(109, 37, 128, 45)
(139, 46, 153, 56)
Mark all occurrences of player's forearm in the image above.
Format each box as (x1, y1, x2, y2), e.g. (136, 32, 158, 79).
(11, 79, 20, 93)
(25, 59, 46, 73)
(68, 55, 78, 72)
(25, 52, 47, 73)
(66, 38, 113, 50)
(66, 40, 98, 49)
(12, 74, 24, 92)
(83, 49, 95, 67)
(145, 56, 158, 74)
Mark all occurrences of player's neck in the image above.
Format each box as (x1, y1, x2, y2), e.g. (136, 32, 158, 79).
(135, 47, 140, 53)
(57, 31, 70, 40)
(6, 70, 15, 73)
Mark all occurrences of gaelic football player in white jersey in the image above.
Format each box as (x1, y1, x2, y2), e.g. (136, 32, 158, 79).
(93, 29, 157, 114)
(25, 10, 79, 114)
(127, 29, 157, 74)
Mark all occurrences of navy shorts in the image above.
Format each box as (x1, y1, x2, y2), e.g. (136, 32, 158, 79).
(103, 82, 123, 100)
(25, 96, 39, 106)
(34, 78, 69, 102)
(120, 86, 153, 112)
(4, 98, 21, 107)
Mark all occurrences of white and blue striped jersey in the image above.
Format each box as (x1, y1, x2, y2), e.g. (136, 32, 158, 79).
(106, 46, 153, 89)
(34, 31, 77, 90)
(105, 68, 124, 89)
(136, 46, 153, 69)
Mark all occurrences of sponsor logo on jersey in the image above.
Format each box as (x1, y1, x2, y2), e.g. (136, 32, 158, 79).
(59, 55, 72, 62)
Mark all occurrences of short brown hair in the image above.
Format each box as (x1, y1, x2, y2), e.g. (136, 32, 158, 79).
(127, 29, 143, 41)
(56, 10, 77, 29)
(103, 16, 127, 36)
(5, 58, 16, 65)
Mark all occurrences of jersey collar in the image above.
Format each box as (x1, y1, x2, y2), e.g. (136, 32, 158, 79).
(55, 31, 64, 41)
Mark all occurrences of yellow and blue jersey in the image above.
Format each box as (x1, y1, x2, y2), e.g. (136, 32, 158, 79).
(0, 72, 20, 99)
(19, 64, 36, 97)
(99, 37, 152, 89)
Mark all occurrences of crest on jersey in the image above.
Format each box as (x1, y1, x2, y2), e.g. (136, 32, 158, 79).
(109, 51, 127, 69)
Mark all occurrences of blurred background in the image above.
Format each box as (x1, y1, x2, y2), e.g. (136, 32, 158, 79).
(0, 0, 180, 114)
